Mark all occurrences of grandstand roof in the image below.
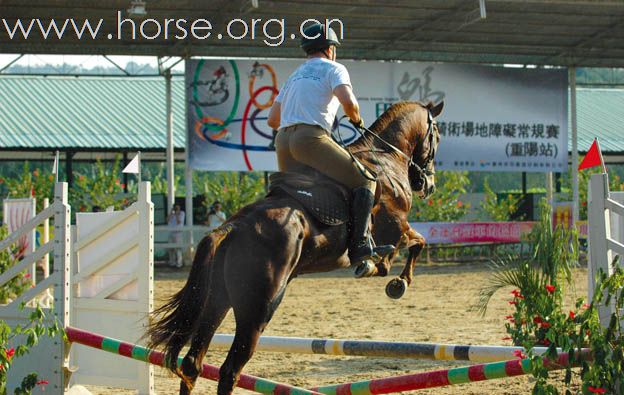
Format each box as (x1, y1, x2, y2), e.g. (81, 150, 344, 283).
(0, 1, 624, 67)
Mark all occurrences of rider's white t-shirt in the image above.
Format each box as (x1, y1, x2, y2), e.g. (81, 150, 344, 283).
(275, 57, 351, 132)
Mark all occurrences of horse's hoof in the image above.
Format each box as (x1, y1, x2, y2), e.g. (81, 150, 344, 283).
(385, 278, 408, 299)
(354, 261, 375, 278)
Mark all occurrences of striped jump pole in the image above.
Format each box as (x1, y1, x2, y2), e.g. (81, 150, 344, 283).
(310, 351, 592, 394)
(65, 327, 320, 395)
(210, 334, 571, 363)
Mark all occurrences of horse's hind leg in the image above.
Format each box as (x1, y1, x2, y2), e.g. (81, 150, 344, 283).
(217, 254, 296, 394)
(179, 267, 231, 394)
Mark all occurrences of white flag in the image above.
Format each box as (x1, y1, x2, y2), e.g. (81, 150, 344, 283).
(123, 154, 140, 174)
(52, 151, 59, 175)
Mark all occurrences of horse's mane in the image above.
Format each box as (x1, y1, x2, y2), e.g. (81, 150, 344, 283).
(354, 101, 429, 151)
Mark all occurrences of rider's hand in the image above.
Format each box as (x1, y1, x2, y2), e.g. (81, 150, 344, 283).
(350, 118, 365, 129)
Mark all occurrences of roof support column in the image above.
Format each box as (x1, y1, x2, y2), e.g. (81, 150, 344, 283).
(569, 67, 579, 226)
(165, 69, 175, 213)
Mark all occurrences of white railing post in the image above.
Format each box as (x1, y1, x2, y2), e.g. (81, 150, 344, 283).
(54, 182, 72, 392)
(588, 173, 615, 327)
(137, 182, 155, 394)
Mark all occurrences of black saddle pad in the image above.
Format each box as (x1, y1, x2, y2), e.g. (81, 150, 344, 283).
(268, 172, 349, 226)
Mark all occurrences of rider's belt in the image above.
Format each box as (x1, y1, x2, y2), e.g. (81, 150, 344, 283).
(280, 123, 323, 133)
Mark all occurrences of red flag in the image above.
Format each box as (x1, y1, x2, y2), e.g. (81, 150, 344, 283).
(578, 139, 603, 171)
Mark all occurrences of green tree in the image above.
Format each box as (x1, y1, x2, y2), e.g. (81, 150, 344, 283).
(409, 171, 470, 222)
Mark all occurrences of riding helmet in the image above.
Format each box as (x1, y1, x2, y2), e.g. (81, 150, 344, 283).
(300, 23, 340, 52)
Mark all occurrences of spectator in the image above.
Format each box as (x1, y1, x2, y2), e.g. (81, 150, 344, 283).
(206, 200, 226, 231)
(167, 204, 185, 268)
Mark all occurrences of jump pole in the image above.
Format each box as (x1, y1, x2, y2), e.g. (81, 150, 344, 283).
(65, 327, 320, 395)
(210, 334, 574, 363)
(310, 351, 591, 394)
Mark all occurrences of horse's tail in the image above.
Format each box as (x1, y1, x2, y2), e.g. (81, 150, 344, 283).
(146, 224, 232, 372)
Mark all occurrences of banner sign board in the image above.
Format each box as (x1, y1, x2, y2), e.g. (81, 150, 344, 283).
(187, 59, 568, 172)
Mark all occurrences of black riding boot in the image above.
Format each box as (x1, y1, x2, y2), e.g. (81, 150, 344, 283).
(348, 187, 394, 266)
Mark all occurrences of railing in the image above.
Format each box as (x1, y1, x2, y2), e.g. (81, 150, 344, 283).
(588, 173, 624, 326)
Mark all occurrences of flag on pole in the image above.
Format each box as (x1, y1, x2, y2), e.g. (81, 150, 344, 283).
(52, 151, 59, 183)
(123, 153, 140, 174)
(578, 138, 605, 172)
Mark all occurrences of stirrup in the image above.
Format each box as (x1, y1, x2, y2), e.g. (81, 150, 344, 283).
(350, 241, 395, 264)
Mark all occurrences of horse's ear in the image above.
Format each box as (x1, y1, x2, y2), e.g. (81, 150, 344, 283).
(430, 101, 444, 118)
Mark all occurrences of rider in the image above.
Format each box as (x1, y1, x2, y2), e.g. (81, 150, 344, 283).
(267, 22, 393, 273)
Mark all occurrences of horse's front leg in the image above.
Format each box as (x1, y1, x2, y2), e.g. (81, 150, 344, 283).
(385, 227, 425, 299)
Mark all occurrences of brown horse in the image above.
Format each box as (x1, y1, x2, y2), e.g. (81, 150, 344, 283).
(147, 100, 443, 394)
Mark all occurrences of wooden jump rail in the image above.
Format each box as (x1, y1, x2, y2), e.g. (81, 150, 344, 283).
(310, 350, 592, 394)
(65, 327, 321, 395)
(210, 334, 581, 363)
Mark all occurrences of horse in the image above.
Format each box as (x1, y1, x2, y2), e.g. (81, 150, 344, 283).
(147, 100, 444, 394)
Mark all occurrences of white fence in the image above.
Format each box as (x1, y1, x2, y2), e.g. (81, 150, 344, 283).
(0, 182, 153, 394)
(588, 173, 624, 326)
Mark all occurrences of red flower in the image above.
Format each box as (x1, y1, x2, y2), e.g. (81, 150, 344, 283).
(5, 348, 15, 360)
(501, 336, 512, 340)
(545, 284, 556, 293)
(36, 380, 49, 386)
(505, 315, 513, 320)
(588, 387, 607, 394)
(541, 322, 551, 328)
(533, 316, 543, 324)
(457, 200, 463, 208)
(512, 350, 527, 359)
(115, 179, 120, 185)
(540, 338, 551, 346)
(121, 183, 126, 189)
(508, 300, 517, 305)
(582, 303, 590, 309)
(569, 311, 575, 320)
(427, 199, 433, 206)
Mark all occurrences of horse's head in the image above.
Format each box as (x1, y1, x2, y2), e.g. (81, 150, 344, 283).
(408, 101, 443, 199)
(358, 101, 443, 199)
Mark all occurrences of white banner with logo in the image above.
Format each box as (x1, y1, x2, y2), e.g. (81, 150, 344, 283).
(187, 59, 568, 172)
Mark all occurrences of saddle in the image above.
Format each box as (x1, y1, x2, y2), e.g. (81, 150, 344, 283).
(268, 171, 350, 226)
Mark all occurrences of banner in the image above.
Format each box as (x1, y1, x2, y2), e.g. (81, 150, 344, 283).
(187, 59, 568, 172)
(410, 222, 535, 244)
(2, 198, 36, 255)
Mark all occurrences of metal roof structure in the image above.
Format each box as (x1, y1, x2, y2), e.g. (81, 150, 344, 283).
(0, 76, 622, 161)
(575, 87, 624, 155)
(0, 75, 185, 160)
(1, 1, 624, 68)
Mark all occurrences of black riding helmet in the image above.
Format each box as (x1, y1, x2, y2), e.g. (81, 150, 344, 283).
(300, 23, 340, 53)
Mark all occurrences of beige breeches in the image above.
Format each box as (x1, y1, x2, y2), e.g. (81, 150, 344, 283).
(275, 124, 375, 192)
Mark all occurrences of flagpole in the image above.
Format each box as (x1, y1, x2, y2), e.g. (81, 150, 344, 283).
(138, 151, 142, 183)
(596, 139, 607, 174)
(54, 150, 59, 183)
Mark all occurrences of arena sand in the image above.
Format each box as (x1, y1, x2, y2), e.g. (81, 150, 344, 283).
(86, 263, 589, 394)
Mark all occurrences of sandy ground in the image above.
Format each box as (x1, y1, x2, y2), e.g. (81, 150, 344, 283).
(85, 262, 589, 395)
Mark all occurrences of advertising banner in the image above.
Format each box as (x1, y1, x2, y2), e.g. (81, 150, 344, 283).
(187, 59, 567, 172)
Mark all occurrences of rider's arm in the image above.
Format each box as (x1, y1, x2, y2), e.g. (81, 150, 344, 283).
(267, 101, 281, 130)
(334, 84, 362, 124)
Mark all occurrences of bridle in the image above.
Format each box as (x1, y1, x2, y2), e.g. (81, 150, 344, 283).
(347, 107, 437, 191)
